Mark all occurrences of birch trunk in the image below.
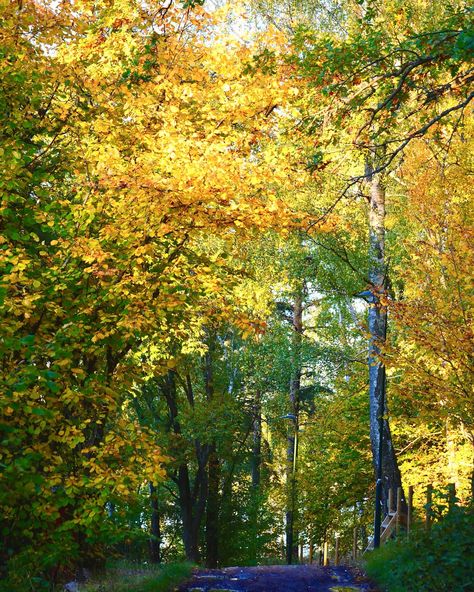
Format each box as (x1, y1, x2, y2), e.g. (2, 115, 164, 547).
(368, 167, 404, 510)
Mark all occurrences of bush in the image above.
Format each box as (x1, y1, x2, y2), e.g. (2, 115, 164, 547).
(83, 561, 194, 592)
(365, 504, 474, 592)
(0, 560, 193, 592)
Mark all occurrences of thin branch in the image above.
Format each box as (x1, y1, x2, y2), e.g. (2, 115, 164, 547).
(351, 91, 474, 184)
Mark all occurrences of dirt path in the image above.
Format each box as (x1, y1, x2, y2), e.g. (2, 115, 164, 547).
(178, 564, 379, 592)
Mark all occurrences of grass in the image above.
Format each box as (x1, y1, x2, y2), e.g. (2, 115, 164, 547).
(364, 504, 474, 592)
(82, 561, 194, 592)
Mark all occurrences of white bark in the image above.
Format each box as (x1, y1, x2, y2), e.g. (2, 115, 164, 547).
(367, 165, 404, 508)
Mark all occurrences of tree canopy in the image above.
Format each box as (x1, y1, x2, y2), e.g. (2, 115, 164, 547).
(0, 0, 472, 589)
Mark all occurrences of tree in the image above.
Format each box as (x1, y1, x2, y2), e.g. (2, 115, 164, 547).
(386, 131, 474, 503)
(1, 1, 472, 587)
(283, 0, 473, 510)
(0, 0, 301, 583)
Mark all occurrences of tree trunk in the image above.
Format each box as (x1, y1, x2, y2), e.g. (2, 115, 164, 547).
(205, 446, 220, 568)
(178, 463, 204, 563)
(149, 482, 161, 564)
(286, 290, 303, 564)
(368, 166, 404, 510)
(204, 342, 219, 568)
(162, 370, 208, 563)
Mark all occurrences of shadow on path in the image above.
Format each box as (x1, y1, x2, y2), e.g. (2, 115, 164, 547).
(178, 564, 379, 592)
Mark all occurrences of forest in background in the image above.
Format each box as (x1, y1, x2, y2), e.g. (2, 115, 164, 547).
(0, 0, 472, 590)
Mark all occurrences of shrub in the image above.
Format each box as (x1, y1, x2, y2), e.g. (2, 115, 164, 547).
(82, 561, 194, 592)
(365, 503, 474, 592)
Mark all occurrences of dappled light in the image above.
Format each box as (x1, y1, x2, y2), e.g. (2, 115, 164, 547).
(0, 1, 472, 591)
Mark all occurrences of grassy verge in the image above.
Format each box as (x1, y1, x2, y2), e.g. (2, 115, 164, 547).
(365, 504, 473, 592)
(83, 561, 194, 592)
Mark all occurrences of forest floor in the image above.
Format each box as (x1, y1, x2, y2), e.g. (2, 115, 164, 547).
(178, 564, 380, 592)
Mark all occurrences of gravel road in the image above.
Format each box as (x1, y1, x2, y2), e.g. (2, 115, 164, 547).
(178, 564, 379, 592)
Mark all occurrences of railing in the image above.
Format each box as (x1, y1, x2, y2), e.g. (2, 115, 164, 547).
(363, 482, 459, 554)
(303, 482, 461, 565)
(299, 483, 462, 566)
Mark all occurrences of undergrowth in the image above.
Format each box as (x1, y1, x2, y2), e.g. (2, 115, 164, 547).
(365, 503, 474, 592)
(82, 561, 193, 592)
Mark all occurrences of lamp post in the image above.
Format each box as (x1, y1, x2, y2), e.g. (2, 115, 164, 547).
(282, 413, 298, 564)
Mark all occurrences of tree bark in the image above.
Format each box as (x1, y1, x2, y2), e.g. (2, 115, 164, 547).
(205, 446, 220, 568)
(367, 166, 404, 510)
(178, 466, 200, 563)
(149, 482, 161, 564)
(162, 370, 208, 563)
(204, 342, 220, 568)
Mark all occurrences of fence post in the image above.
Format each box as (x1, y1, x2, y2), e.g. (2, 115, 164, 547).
(448, 483, 456, 512)
(388, 487, 394, 514)
(396, 486, 402, 535)
(353, 527, 358, 560)
(335, 536, 340, 566)
(425, 483, 433, 532)
(323, 541, 329, 566)
(407, 485, 414, 539)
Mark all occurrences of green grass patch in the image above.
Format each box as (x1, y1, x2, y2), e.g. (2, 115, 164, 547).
(365, 504, 474, 592)
(83, 561, 193, 592)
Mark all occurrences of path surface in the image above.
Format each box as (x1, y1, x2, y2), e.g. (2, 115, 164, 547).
(178, 564, 379, 592)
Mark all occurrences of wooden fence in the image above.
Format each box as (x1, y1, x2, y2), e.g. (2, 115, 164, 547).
(303, 482, 461, 565)
(361, 482, 459, 555)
